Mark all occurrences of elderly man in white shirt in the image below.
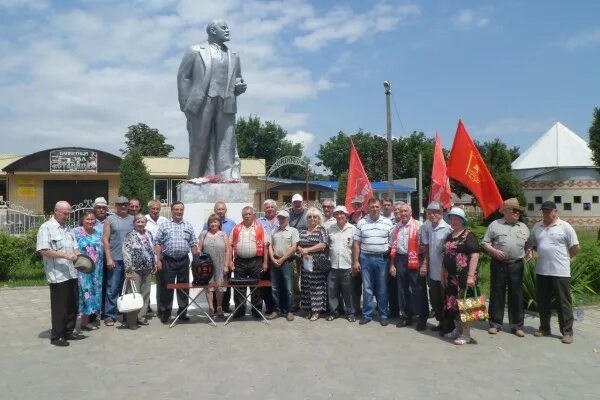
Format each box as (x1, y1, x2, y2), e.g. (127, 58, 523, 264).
(420, 201, 453, 334)
(327, 206, 357, 322)
(36, 201, 84, 346)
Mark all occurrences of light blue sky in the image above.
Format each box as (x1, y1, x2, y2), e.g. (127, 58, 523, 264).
(1, 0, 598, 170)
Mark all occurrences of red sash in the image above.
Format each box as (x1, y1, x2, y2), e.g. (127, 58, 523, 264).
(231, 221, 265, 257)
(390, 218, 420, 270)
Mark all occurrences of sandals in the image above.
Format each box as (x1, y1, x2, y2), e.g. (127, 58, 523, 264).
(454, 335, 472, 345)
(326, 314, 338, 321)
(444, 328, 460, 339)
(208, 308, 215, 317)
(216, 307, 224, 318)
(309, 313, 320, 321)
(104, 319, 115, 327)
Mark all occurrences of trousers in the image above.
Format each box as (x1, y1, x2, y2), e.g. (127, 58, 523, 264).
(159, 255, 190, 317)
(125, 271, 152, 327)
(489, 259, 524, 330)
(394, 255, 428, 323)
(536, 274, 573, 336)
(187, 96, 240, 179)
(49, 278, 78, 341)
(328, 269, 354, 316)
(233, 256, 263, 317)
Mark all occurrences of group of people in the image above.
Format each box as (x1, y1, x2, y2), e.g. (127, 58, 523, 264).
(37, 193, 579, 347)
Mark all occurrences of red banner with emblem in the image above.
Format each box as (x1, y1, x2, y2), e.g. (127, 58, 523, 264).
(429, 132, 452, 209)
(345, 140, 373, 212)
(447, 120, 503, 217)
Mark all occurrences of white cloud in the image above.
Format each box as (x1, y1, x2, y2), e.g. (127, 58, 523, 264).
(556, 27, 600, 51)
(452, 9, 490, 30)
(0, 0, 410, 157)
(294, 3, 420, 51)
(287, 129, 315, 151)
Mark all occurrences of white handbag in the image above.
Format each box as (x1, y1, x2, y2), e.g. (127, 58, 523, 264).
(117, 280, 144, 313)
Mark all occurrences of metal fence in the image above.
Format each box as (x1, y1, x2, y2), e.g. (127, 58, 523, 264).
(0, 201, 45, 234)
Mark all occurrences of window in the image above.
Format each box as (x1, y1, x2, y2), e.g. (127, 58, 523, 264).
(527, 203, 534, 211)
(153, 179, 168, 203)
(535, 196, 542, 204)
(267, 191, 279, 201)
(574, 196, 581, 204)
(171, 179, 184, 203)
(563, 202, 571, 211)
(593, 196, 599, 204)
(554, 196, 562, 204)
(583, 202, 592, 211)
(0, 179, 6, 201)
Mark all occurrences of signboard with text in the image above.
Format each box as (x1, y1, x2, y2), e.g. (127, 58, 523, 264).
(50, 150, 98, 173)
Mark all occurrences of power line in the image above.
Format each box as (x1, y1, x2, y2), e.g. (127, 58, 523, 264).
(390, 93, 406, 136)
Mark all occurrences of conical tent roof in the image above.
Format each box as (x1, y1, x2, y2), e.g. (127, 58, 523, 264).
(511, 122, 593, 170)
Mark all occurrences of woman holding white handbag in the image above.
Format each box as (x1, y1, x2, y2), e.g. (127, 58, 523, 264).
(121, 213, 157, 329)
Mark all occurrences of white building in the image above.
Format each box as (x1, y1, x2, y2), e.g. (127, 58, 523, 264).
(512, 122, 600, 228)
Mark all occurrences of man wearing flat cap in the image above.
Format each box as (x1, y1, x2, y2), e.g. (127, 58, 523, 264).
(526, 201, 579, 344)
(481, 198, 530, 337)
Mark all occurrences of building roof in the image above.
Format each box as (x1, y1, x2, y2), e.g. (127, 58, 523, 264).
(512, 122, 594, 170)
(0, 155, 22, 176)
(143, 157, 266, 177)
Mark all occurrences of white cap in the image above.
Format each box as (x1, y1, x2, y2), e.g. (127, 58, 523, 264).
(447, 207, 467, 223)
(333, 205, 349, 215)
(93, 197, 108, 208)
(292, 193, 303, 202)
(426, 201, 442, 211)
(277, 210, 290, 218)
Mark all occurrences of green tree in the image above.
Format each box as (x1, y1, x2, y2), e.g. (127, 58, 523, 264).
(236, 116, 306, 179)
(316, 130, 435, 211)
(118, 148, 153, 212)
(588, 107, 600, 168)
(121, 123, 174, 156)
(336, 171, 348, 206)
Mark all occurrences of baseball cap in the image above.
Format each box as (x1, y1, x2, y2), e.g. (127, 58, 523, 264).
(292, 194, 303, 202)
(541, 201, 556, 210)
(333, 205, 349, 215)
(115, 196, 129, 204)
(93, 197, 108, 208)
(277, 210, 290, 218)
(351, 195, 364, 204)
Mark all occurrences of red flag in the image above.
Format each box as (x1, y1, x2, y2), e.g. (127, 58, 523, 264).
(429, 132, 452, 209)
(447, 120, 503, 217)
(345, 140, 373, 212)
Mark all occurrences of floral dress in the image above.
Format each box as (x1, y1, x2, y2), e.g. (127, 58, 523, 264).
(442, 229, 480, 321)
(298, 226, 330, 313)
(73, 227, 104, 316)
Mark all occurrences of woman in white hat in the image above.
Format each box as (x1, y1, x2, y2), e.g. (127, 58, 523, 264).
(441, 207, 481, 345)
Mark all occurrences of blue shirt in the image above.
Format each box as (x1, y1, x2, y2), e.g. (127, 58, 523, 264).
(156, 219, 198, 258)
(257, 216, 279, 237)
(202, 217, 236, 235)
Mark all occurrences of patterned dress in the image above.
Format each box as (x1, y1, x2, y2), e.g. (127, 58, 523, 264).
(299, 226, 330, 313)
(202, 231, 228, 292)
(73, 227, 104, 316)
(442, 229, 480, 322)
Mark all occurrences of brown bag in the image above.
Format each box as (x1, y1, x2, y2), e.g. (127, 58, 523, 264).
(456, 287, 489, 323)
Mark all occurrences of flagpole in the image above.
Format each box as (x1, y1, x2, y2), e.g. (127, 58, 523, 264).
(384, 81, 393, 200)
(418, 152, 423, 221)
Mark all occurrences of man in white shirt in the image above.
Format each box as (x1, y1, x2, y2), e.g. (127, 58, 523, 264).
(527, 201, 579, 344)
(327, 206, 357, 322)
(321, 199, 337, 229)
(420, 201, 452, 334)
(36, 201, 83, 346)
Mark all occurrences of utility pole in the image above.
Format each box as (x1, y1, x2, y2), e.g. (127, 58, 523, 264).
(384, 81, 393, 200)
(418, 153, 423, 221)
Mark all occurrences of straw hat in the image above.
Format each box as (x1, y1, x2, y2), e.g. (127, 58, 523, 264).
(74, 254, 96, 274)
(500, 198, 524, 212)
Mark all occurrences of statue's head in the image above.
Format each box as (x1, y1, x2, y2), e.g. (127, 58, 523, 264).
(206, 19, 230, 44)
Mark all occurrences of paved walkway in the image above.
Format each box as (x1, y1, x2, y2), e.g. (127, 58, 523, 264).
(1, 286, 599, 399)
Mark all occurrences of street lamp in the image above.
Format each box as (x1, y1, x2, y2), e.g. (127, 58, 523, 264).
(383, 81, 393, 200)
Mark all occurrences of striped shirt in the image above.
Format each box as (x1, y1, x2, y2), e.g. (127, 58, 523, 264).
(353, 214, 393, 254)
(156, 219, 197, 259)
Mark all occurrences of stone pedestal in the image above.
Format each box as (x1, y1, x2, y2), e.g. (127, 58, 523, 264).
(176, 182, 251, 236)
